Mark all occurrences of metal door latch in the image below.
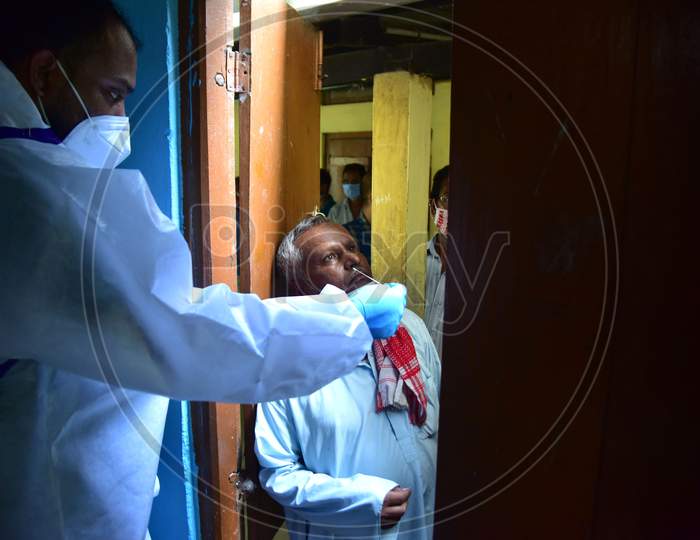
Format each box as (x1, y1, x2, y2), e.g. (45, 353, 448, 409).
(228, 470, 256, 500)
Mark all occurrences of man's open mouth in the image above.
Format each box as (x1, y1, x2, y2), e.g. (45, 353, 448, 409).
(347, 269, 371, 292)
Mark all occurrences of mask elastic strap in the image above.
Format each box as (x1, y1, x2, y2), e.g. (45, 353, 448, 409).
(56, 60, 92, 123)
(36, 95, 50, 126)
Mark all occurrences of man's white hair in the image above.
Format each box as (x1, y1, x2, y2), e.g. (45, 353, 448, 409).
(276, 213, 330, 282)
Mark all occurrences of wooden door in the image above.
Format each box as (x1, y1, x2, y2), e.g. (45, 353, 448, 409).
(588, 2, 699, 536)
(238, 2, 323, 539)
(434, 1, 699, 538)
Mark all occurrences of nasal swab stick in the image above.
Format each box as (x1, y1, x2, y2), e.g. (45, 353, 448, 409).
(352, 266, 382, 285)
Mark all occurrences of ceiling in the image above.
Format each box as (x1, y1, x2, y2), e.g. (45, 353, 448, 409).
(313, 0, 453, 94)
(310, 0, 453, 54)
(234, 1, 454, 98)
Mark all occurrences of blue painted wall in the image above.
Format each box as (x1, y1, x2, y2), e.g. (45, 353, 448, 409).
(117, 0, 182, 223)
(113, 1, 199, 539)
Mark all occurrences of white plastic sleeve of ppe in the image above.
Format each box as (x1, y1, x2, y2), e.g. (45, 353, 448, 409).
(0, 139, 373, 403)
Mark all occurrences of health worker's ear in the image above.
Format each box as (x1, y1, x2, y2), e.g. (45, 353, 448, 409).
(28, 50, 59, 101)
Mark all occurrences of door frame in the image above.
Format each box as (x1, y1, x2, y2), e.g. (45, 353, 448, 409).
(179, 1, 241, 539)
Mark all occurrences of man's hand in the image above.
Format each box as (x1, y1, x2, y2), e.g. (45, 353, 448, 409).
(380, 486, 411, 529)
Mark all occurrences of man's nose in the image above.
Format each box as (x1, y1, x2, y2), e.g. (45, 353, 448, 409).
(344, 251, 361, 269)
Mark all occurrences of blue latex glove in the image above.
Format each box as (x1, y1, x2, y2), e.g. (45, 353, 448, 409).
(348, 283, 407, 339)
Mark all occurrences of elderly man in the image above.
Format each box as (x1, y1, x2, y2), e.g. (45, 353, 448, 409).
(256, 215, 441, 539)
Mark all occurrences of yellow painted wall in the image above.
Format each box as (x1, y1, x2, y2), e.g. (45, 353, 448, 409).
(237, 82, 450, 187)
(430, 81, 451, 178)
(319, 101, 373, 165)
(320, 81, 451, 179)
(372, 72, 433, 315)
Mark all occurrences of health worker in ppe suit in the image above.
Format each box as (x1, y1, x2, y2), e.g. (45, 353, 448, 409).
(0, 2, 407, 539)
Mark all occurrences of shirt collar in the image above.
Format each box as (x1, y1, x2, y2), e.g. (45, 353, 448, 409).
(427, 234, 441, 259)
(0, 61, 50, 130)
(342, 197, 368, 224)
(359, 352, 378, 381)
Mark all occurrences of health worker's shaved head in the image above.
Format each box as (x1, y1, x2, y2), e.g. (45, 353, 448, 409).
(1, 0, 140, 138)
(1, 0, 139, 70)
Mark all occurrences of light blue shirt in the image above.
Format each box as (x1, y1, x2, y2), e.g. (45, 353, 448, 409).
(255, 310, 441, 539)
(425, 236, 446, 359)
(328, 197, 367, 226)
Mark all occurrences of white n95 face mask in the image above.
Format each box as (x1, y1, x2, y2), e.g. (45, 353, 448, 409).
(57, 60, 131, 168)
(62, 115, 131, 169)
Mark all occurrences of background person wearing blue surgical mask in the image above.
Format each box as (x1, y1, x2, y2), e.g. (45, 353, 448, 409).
(328, 162, 367, 226)
(343, 171, 373, 264)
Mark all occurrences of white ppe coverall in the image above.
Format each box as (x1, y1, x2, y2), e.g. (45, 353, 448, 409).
(0, 61, 372, 539)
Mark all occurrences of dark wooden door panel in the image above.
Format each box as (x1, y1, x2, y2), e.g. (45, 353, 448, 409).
(436, 0, 641, 537)
(591, 2, 700, 537)
(436, 1, 698, 538)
